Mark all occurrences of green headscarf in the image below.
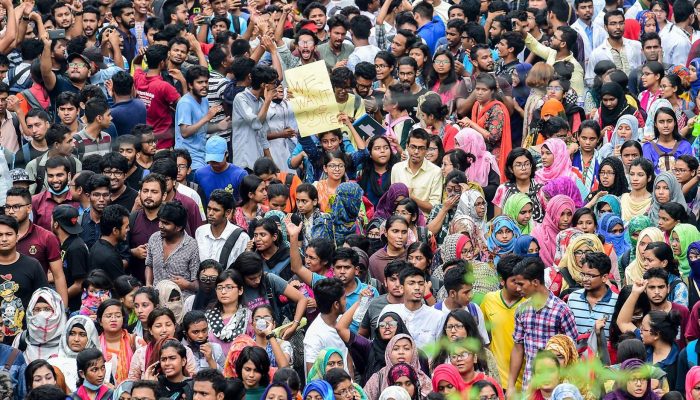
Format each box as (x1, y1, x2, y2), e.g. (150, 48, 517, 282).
(625, 216, 653, 261)
(671, 223, 700, 278)
(307, 348, 344, 382)
(503, 193, 534, 234)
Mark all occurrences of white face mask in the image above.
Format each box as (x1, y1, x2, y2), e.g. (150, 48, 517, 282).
(34, 311, 52, 320)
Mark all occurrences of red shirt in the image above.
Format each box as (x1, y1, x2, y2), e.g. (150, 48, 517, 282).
(133, 68, 180, 149)
(17, 222, 61, 274)
(31, 190, 80, 232)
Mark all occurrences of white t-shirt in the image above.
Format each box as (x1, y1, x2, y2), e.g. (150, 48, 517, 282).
(433, 301, 491, 345)
(303, 314, 348, 371)
(379, 303, 446, 350)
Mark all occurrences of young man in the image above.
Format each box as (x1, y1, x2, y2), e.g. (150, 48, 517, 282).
(0, 214, 48, 343)
(380, 266, 446, 349)
(359, 260, 405, 339)
(112, 0, 137, 62)
(41, 42, 93, 117)
(15, 109, 50, 170)
(586, 10, 643, 85)
(495, 31, 524, 79)
(353, 62, 382, 119)
(194, 136, 248, 204)
(128, 174, 167, 284)
(390, 129, 442, 214)
(56, 93, 83, 134)
(110, 71, 147, 139)
(51, 205, 88, 313)
(571, 0, 606, 66)
(193, 369, 227, 400)
(150, 158, 203, 232)
(116, 135, 146, 191)
(396, 57, 427, 120)
(100, 152, 138, 211)
(507, 258, 578, 392)
(195, 189, 250, 269)
(88, 203, 129, 281)
(25, 124, 81, 195)
(347, 15, 380, 72)
(661, 0, 695, 65)
(436, 19, 467, 61)
(413, 2, 444, 54)
(207, 44, 233, 145)
(481, 254, 525, 390)
(31, 157, 80, 231)
(175, 66, 228, 171)
(566, 251, 618, 338)
(79, 174, 111, 249)
(253, 158, 302, 213)
(145, 201, 200, 297)
(130, 381, 158, 400)
(133, 124, 157, 170)
(303, 277, 348, 373)
(317, 15, 355, 70)
(74, 99, 113, 160)
(173, 149, 206, 216)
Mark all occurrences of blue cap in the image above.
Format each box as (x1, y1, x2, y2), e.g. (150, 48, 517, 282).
(205, 136, 227, 163)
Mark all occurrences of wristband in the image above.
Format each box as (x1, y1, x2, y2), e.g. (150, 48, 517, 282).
(21, 16, 30, 21)
(423, 292, 433, 300)
(74, 11, 83, 15)
(266, 332, 277, 340)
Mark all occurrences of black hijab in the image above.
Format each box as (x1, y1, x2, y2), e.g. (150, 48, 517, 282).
(600, 82, 635, 128)
(364, 312, 409, 383)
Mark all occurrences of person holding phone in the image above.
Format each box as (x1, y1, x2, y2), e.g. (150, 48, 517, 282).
(251, 305, 292, 367)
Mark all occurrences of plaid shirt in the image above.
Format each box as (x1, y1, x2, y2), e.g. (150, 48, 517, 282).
(513, 291, 578, 388)
(428, 204, 456, 246)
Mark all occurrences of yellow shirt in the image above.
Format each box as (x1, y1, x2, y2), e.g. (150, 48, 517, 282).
(480, 290, 525, 390)
(390, 160, 442, 206)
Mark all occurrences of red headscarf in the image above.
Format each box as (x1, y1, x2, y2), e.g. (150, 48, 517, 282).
(431, 364, 467, 393)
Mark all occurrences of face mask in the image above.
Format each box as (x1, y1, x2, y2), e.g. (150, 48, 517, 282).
(48, 183, 69, 196)
(82, 379, 102, 391)
(35, 311, 51, 320)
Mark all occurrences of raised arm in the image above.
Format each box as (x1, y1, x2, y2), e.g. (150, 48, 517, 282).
(617, 279, 646, 333)
(39, 32, 57, 91)
(285, 217, 313, 286)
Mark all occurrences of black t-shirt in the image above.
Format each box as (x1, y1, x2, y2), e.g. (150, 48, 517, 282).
(125, 165, 146, 191)
(408, 87, 428, 121)
(88, 239, 124, 281)
(112, 187, 138, 211)
(62, 235, 89, 312)
(0, 253, 49, 338)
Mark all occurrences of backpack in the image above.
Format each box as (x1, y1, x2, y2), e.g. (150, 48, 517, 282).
(19, 89, 49, 114)
(34, 156, 78, 195)
(218, 227, 245, 269)
(6, 65, 31, 95)
(652, 141, 680, 173)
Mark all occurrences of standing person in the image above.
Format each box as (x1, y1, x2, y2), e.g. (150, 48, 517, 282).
(390, 129, 442, 214)
(586, 10, 643, 84)
(116, 135, 146, 191)
(134, 125, 157, 170)
(566, 252, 619, 337)
(206, 44, 232, 146)
(195, 189, 250, 269)
(303, 278, 349, 375)
(100, 153, 138, 211)
(317, 15, 355, 70)
(112, 0, 137, 63)
(110, 72, 147, 141)
(52, 205, 89, 314)
(145, 201, 200, 298)
(15, 109, 50, 170)
(73, 99, 113, 160)
(5, 187, 68, 306)
(194, 136, 248, 205)
(88, 204, 130, 281)
(128, 174, 166, 284)
(571, 0, 606, 68)
(80, 174, 110, 249)
(26, 124, 82, 196)
(31, 157, 80, 231)
(149, 158, 204, 234)
(507, 257, 578, 392)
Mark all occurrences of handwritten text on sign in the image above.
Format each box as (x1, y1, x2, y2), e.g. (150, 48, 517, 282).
(285, 61, 343, 137)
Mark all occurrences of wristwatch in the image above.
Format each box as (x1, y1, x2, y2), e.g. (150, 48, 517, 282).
(266, 332, 277, 340)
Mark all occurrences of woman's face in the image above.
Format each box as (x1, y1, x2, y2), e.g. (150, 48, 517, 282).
(296, 191, 317, 215)
(409, 48, 425, 68)
(690, 382, 700, 400)
(449, 348, 476, 374)
(642, 249, 667, 270)
(616, 123, 633, 141)
(574, 244, 592, 268)
(266, 387, 288, 400)
(496, 227, 514, 243)
(160, 347, 186, 380)
(511, 155, 533, 181)
(251, 183, 268, 204)
(32, 366, 56, 389)
(83, 357, 106, 386)
(657, 210, 679, 232)
(547, 80, 565, 101)
(186, 320, 209, 343)
(68, 326, 89, 352)
(578, 128, 599, 153)
(378, 315, 400, 340)
(437, 380, 456, 394)
(474, 196, 487, 219)
(528, 240, 540, 254)
(622, 147, 642, 169)
(629, 165, 649, 191)
(479, 385, 498, 400)
(474, 82, 494, 103)
(395, 205, 416, 225)
(460, 239, 475, 261)
(541, 146, 554, 168)
(441, 154, 454, 177)
(627, 374, 649, 399)
(558, 209, 573, 230)
(389, 338, 413, 364)
(386, 221, 409, 250)
(150, 315, 175, 340)
(654, 181, 671, 203)
(670, 230, 682, 255)
(533, 358, 560, 391)
(253, 308, 275, 333)
(253, 226, 277, 253)
(598, 203, 612, 214)
(599, 164, 616, 188)
(511, 69, 521, 87)
(32, 300, 52, 316)
(651, 4, 667, 21)
(640, 314, 655, 345)
(393, 376, 416, 398)
(660, 77, 676, 99)
(641, 66, 660, 88)
(121, 287, 139, 310)
(241, 360, 262, 389)
(602, 94, 618, 110)
(638, 234, 653, 254)
(305, 247, 326, 273)
(101, 305, 124, 333)
(325, 352, 344, 372)
(576, 213, 596, 234)
(375, 58, 391, 80)
(324, 157, 346, 181)
(371, 138, 391, 166)
(426, 141, 440, 163)
(216, 278, 242, 305)
(306, 390, 323, 400)
(408, 250, 429, 270)
(444, 316, 467, 341)
(432, 54, 451, 76)
(134, 294, 155, 323)
(517, 203, 533, 226)
(655, 112, 676, 137)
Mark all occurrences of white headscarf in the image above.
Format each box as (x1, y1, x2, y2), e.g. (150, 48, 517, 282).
(21, 287, 66, 362)
(643, 98, 673, 140)
(58, 315, 99, 358)
(156, 280, 184, 324)
(456, 190, 487, 231)
(379, 386, 412, 400)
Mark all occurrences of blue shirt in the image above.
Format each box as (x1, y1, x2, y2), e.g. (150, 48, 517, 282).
(175, 93, 209, 170)
(417, 17, 446, 55)
(194, 163, 248, 204)
(111, 98, 147, 136)
(566, 287, 617, 338)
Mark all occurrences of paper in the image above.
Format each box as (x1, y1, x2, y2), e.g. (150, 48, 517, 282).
(284, 61, 343, 137)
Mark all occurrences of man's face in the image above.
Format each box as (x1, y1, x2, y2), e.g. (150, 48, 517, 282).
(53, 6, 73, 29)
(117, 7, 136, 28)
(390, 34, 407, 57)
(514, 275, 537, 297)
(103, 167, 125, 192)
(576, 1, 593, 21)
(193, 381, 223, 400)
(645, 277, 669, 306)
(403, 274, 425, 303)
(82, 12, 100, 37)
(329, 26, 346, 50)
(4, 195, 30, 224)
(117, 216, 130, 241)
(308, 8, 327, 30)
(146, 28, 160, 45)
(385, 273, 404, 298)
(355, 76, 372, 97)
(451, 284, 473, 308)
(46, 166, 70, 194)
(97, 109, 113, 129)
(206, 200, 230, 227)
(407, 137, 428, 165)
(56, 133, 75, 156)
(119, 144, 137, 167)
(176, 156, 191, 183)
(68, 57, 91, 83)
(446, 28, 461, 47)
(643, 39, 662, 61)
(529, 0, 546, 8)
(173, 4, 189, 23)
(26, 116, 49, 142)
(169, 43, 188, 65)
(58, 103, 78, 127)
(211, 0, 228, 15)
(549, 30, 564, 51)
(449, 8, 466, 20)
(140, 181, 165, 210)
(53, 40, 67, 62)
(488, 21, 504, 40)
(159, 218, 181, 239)
(606, 15, 625, 39)
(133, 0, 149, 15)
(0, 224, 17, 253)
(211, 21, 229, 38)
(333, 259, 357, 285)
(190, 76, 209, 98)
(512, 18, 529, 33)
(296, 34, 316, 61)
(398, 64, 417, 86)
(495, 38, 511, 58)
(0, 92, 7, 115)
(333, 81, 351, 104)
(140, 134, 157, 156)
(90, 186, 110, 213)
(473, 49, 494, 72)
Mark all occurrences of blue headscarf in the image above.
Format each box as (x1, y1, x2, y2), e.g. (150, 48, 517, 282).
(513, 235, 539, 257)
(312, 182, 364, 247)
(261, 383, 293, 400)
(597, 212, 630, 257)
(691, 58, 700, 104)
(303, 380, 335, 400)
(487, 216, 522, 264)
(595, 194, 621, 218)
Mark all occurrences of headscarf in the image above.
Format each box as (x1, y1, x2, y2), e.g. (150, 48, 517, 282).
(553, 228, 584, 267)
(375, 183, 409, 220)
(535, 138, 579, 185)
(366, 312, 409, 382)
(313, 182, 365, 247)
(112, 381, 134, 400)
(303, 380, 335, 400)
(223, 335, 258, 378)
(625, 227, 665, 284)
(606, 358, 659, 400)
(686, 366, 700, 400)
(265, 210, 290, 246)
(643, 98, 673, 139)
(532, 194, 576, 267)
(671, 223, 700, 277)
(364, 334, 431, 400)
(378, 387, 411, 400)
(514, 235, 539, 257)
(599, 82, 635, 129)
(596, 194, 623, 218)
(637, 11, 658, 33)
(545, 335, 579, 367)
(486, 216, 522, 264)
(689, 241, 700, 293)
(387, 363, 421, 400)
(558, 234, 604, 285)
(610, 115, 641, 147)
(552, 384, 584, 400)
(155, 280, 184, 324)
(670, 65, 692, 89)
(597, 157, 630, 197)
(648, 171, 688, 223)
(541, 177, 584, 208)
(598, 213, 631, 257)
(440, 234, 465, 264)
(456, 189, 487, 231)
(261, 383, 293, 400)
(625, 216, 653, 260)
(513, 63, 533, 102)
(431, 364, 467, 393)
(689, 58, 700, 102)
(455, 128, 501, 186)
(503, 193, 535, 234)
(59, 315, 99, 358)
(24, 287, 67, 362)
(541, 98, 566, 118)
(307, 348, 345, 382)
(449, 215, 488, 261)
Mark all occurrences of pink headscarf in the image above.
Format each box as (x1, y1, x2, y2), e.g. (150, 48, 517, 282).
(686, 366, 700, 400)
(455, 128, 500, 187)
(431, 364, 467, 393)
(531, 194, 576, 267)
(534, 138, 577, 185)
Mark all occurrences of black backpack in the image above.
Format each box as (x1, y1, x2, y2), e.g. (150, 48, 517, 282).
(218, 227, 245, 269)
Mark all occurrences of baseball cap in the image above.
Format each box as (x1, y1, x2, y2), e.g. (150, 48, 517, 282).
(83, 47, 108, 70)
(205, 136, 227, 163)
(9, 168, 33, 184)
(68, 53, 92, 68)
(52, 205, 83, 235)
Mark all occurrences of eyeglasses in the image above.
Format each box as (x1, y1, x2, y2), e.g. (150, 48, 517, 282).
(480, 396, 499, 400)
(177, 165, 189, 171)
(216, 285, 238, 292)
(574, 250, 593, 257)
(446, 323, 465, 331)
(580, 272, 601, 280)
(513, 162, 531, 170)
(103, 170, 125, 177)
(4, 203, 29, 212)
(326, 163, 345, 170)
(546, 86, 563, 92)
(375, 64, 390, 70)
(104, 313, 123, 320)
(69, 62, 88, 68)
(254, 315, 273, 322)
(408, 144, 427, 152)
(449, 351, 473, 361)
(200, 275, 217, 284)
(599, 170, 615, 176)
(433, 60, 451, 66)
(426, 146, 438, 153)
(333, 388, 355, 398)
(673, 168, 689, 174)
(378, 321, 399, 329)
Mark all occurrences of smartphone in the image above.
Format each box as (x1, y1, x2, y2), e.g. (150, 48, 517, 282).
(48, 29, 66, 40)
(192, 7, 201, 13)
(153, 362, 161, 373)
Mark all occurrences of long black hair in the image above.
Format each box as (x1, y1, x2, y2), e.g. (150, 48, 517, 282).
(653, 107, 683, 141)
(426, 49, 457, 91)
(358, 135, 397, 199)
(597, 156, 630, 196)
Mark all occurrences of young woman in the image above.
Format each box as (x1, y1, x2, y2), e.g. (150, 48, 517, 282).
(648, 171, 689, 224)
(602, 358, 657, 400)
(597, 82, 645, 134)
(302, 380, 334, 400)
(503, 193, 534, 235)
(306, 348, 345, 382)
(643, 242, 689, 307)
(671, 224, 700, 278)
(442, 149, 471, 178)
(205, 269, 250, 357)
(448, 344, 504, 399)
(383, 84, 415, 153)
(72, 348, 112, 400)
(180, 310, 225, 371)
(598, 213, 631, 260)
(586, 157, 630, 205)
(427, 136, 445, 166)
(266, 184, 290, 213)
(431, 364, 467, 396)
(144, 339, 194, 400)
(49, 315, 102, 393)
(486, 216, 521, 265)
(455, 128, 500, 203)
(406, 241, 436, 282)
(235, 346, 271, 400)
(113, 276, 142, 328)
(600, 115, 640, 160)
(368, 216, 409, 281)
(650, 0, 670, 32)
(532, 195, 576, 267)
(420, 95, 458, 150)
(492, 148, 544, 223)
(620, 140, 644, 178)
(97, 299, 143, 385)
(658, 202, 688, 241)
(387, 363, 423, 400)
(572, 120, 602, 191)
(642, 108, 693, 174)
(661, 74, 691, 133)
(527, 351, 562, 400)
(395, 198, 425, 245)
(251, 305, 292, 368)
(622, 216, 655, 269)
(185, 260, 223, 313)
(638, 10, 659, 35)
(572, 207, 598, 234)
(19, 287, 66, 362)
(295, 183, 322, 249)
(409, 43, 431, 88)
(313, 150, 347, 213)
(621, 158, 655, 222)
(639, 62, 665, 112)
(250, 217, 291, 281)
(426, 50, 466, 106)
(155, 280, 184, 325)
(358, 135, 398, 206)
(25, 359, 63, 393)
(374, 51, 397, 92)
(534, 138, 586, 198)
(132, 287, 159, 339)
(514, 235, 541, 257)
(235, 175, 269, 231)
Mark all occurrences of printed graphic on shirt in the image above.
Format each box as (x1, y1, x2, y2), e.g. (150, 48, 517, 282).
(0, 277, 24, 337)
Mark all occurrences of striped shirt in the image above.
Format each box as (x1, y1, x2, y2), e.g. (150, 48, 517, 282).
(73, 129, 112, 160)
(566, 287, 618, 338)
(207, 70, 230, 143)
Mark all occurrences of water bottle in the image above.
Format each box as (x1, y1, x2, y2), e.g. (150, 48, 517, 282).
(352, 295, 371, 324)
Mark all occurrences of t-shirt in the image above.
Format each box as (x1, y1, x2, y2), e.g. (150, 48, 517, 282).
(360, 294, 391, 338)
(111, 98, 147, 137)
(194, 164, 248, 204)
(61, 235, 89, 312)
(16, 223, 61, 275)
(380, 303, 446, 349)
(125, 165, 146, 191)
(88, 239, 124, 281)
(480, 290, 525, 389)
(240, 273, 288, 312)
(111, 187, 138, 211)
(133, 68, 180, 149)
(303, 314, 348, 368)
(48, 75, 81, 117)
(128, 210, 160, 284)
(0, 254, 48, 337)
(175, 93, 209, 170)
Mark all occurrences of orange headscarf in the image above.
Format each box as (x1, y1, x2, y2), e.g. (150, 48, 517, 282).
(541, 99, 565, 118)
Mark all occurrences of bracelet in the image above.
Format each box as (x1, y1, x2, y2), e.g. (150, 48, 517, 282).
(266, 332, 277, 340)
(74, 11, 83, 15)
(293, 319, 300, 324)
(423, 292, 433, 300)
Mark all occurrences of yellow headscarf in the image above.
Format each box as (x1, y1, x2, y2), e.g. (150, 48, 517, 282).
(545, 334, 579, 367)
(624, 227, 664, 285)
(558, 234, 604, 289)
